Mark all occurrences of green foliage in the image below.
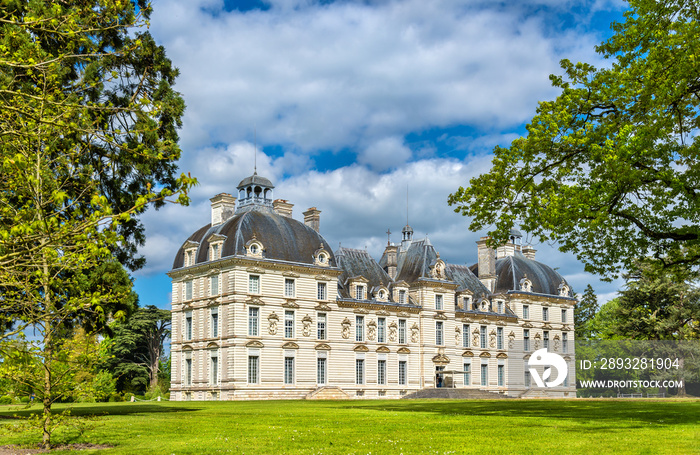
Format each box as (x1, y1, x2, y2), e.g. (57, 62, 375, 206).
(103, 306, 171, 394)
(0, 1, 194, 447)
(575, 284, 599, 339)
(588, 298, 625, 340)
(612, 262, 700, 340)
(448, 0, 700, 278)
(0, 395, 12, 405)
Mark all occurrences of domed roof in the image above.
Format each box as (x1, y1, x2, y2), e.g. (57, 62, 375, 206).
(237, 172, 274, 189)
(172, 205, 334, 269)
(494, 253, 573, 298)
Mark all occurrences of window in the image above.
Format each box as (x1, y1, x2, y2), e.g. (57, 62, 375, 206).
(398, 361, 407, 385)
(498, 364, 504, 386)
(284, 278, 295, 298)
(211, 307, 219, 338)
(543, 307, 549, 322)
(211, 243, 220, 260)
(185, 250, 193, 267)
(185, 311, 192, 341)
(356, 358, 365, 385)
(497, 300, 504, 313)
(210, 275, 219, 296)
(562, 333, 568, 353)
(398, 319, 406, 344)
(378, 317, 386, 343)
(463, 296, 471, 309)
(480, 325, 487, 349)
(398, 289, 407, 304)
(248, 355, 259, 384)
(210, 353, 219, 385)
(355, 316, 364, 342)
(480, 363, 488, 386)
(435, 294, 443, 310)
(355, 285, 365, 300)
(185, 280, 193, 301)
(525, 370, 531, 387)
(284, 356, 294, 384)
(317, 357, 327, 384)
(561, 309, 567, 323)
(543, 331, 549, 349)
(317, 313, 327, 340)
(463, 362, 471, 385)
(317, 282, 327, 300)
(377, 360, 386, 385)
(248, 307, 259, 336)
(524, 329, 530, 351)
(522, 305, 529, 319)
(248, 275, 260, 294)
(497, 327, 503, 350)
(463, 324, 470, 347)
(285, 311, 295, 339)
(185, 358, 192, 386)
(435, 321, 444, 346)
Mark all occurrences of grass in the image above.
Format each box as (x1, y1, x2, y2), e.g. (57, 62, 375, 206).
(1, 399, 699, 454)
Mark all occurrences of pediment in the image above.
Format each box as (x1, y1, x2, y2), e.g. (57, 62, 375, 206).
(376, 346, 390, 353)
(433, 312, 448, 320)
(354, 344, 369, 352)
(496, 353, 508, 359)
(282, 300, 300, 308)
(315, 343, 331, 351)
(479, 352, 491, 358)
(282, 271, 300, 278)
(432, 353, 450, 364)
(246, 267, 265, 274)
(245, 340, 264, 348)
(462, 350, 474, 357)
(521, 322, 533, 328)
(315, 303, 332, 311)
(246, 297, 265, 306)
(397, 347, 411, 354)
(282, 342, 299, 349)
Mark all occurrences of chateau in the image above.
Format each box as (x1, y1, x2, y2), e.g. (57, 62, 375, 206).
(168, 172, 577, 400)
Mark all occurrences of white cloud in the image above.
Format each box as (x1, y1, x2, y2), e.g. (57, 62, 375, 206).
(151, 0, 605, 153)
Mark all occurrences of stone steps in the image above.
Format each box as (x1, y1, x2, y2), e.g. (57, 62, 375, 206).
(401, 388, 513, 400)
(305, 386, 351, 400)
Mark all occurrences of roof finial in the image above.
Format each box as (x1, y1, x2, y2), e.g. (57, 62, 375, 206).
(254, 127, 257, 175)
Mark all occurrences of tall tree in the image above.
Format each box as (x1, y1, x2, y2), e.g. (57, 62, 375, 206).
(613, 262, 700, 340)
(0, 1, 194, 447)
(104, 306, 171, 393)
(575, 284, 599, 340)
(448, 0, 700, 278)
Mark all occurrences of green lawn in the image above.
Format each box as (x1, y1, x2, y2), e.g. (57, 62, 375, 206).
(1, 399, 699, 454)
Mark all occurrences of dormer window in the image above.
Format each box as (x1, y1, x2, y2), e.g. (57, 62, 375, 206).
(186, 251, 194, 266)
(398, 290, 407, 304)
(245, 236, 264, 258)
(558, 281, 570, 297)
(355, 285, 366, 300)
(520, 275, 532, 292)
(182, 240, 199, 267)
(496, 300, 504, 313)
(462, 296, 472, 310)
(313, 246, 331, 267)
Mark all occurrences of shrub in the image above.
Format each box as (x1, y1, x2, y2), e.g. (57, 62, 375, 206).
(0, 395, 13, 405)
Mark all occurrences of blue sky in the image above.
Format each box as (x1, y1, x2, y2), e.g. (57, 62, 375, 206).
(134, 0, 629, 309)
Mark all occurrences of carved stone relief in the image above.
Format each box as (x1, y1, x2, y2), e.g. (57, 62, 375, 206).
(411, 323, 419, 343)
(455, 326, 461, 346)
(268, 312, 278, 335)
(341, 317, 351, 339)
(388, 321, 398, 342)
(489, 329, 496, 348)
(302, 315, 313, 337)
(367, 319, 377, 341)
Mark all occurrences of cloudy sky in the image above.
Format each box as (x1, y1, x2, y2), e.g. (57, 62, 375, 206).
(135, 0, 628, 308)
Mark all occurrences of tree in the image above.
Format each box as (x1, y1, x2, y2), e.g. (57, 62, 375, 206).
(104, 306, 171, 394)
(612, 262, 700, 340)
(448, 0, 700, 278)
(0, 1, 194, 448)
(575, 284, 599, 340)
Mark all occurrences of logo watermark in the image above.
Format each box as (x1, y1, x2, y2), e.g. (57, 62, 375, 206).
(528, 348, 568, 388)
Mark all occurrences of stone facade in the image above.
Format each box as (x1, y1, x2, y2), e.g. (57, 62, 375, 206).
(168, 173, 577, 400)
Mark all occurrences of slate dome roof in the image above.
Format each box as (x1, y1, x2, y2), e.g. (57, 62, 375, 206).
(237, 172, 274, 189)
(172, 205, 334, 269)
(494, 253, 573, 297)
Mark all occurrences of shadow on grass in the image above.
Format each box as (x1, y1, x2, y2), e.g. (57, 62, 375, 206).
(346, 399, 700, 427)
(0, 402, 202, 419)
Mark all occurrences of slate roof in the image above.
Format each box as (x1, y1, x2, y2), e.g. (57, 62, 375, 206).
(172, 205, 334, 269)
(493, 252, 573, 297)
(335, 247, 393, 299)
(237, 172, 274, 189)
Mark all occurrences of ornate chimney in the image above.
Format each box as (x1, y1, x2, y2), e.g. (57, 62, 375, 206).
(273, 199, 294, 217)
(303, 207, 321, 232)
(210, 193, 237, 226)
(476, 237, 496, 293)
